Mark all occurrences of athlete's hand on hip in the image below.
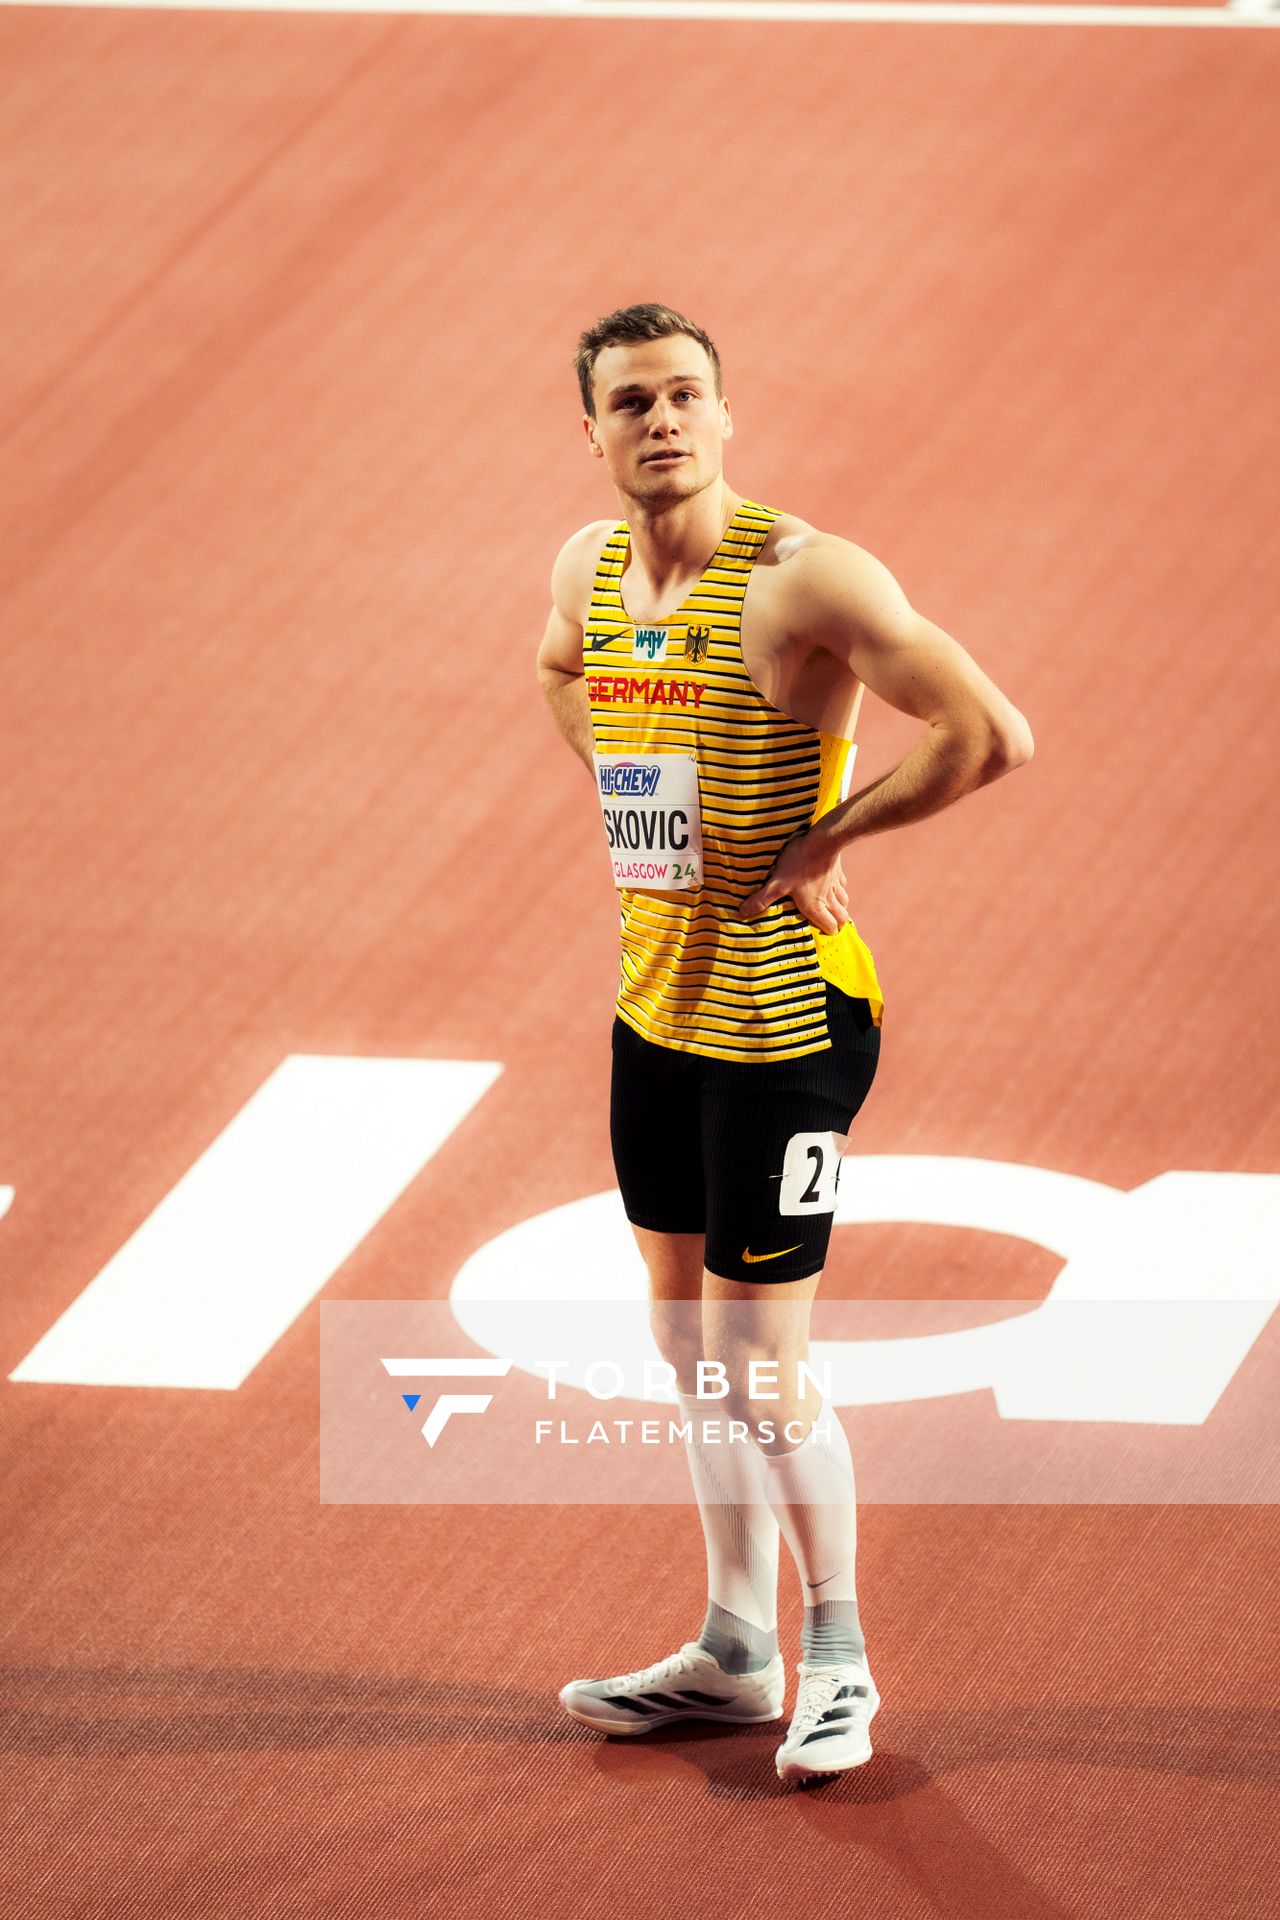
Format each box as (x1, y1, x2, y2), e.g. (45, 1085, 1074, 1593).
(736, 825, 851, 935)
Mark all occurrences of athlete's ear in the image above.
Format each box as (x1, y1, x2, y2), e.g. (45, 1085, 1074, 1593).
(720, 397, 733, 440)
(583, 415, 604, 458)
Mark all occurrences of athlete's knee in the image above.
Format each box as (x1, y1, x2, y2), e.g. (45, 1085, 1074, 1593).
(649, 1301, 703, 1377)
(703, 1341, 818, 1432)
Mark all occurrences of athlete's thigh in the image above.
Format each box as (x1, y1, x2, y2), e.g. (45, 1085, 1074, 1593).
(700, 985, 881, 1287)
(609, 1014, 705, 1240)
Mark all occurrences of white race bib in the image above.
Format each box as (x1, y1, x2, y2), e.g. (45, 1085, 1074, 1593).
(592, 751, 702, 892)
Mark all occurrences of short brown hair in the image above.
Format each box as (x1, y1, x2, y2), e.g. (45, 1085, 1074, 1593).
(575, 303, 723, 418)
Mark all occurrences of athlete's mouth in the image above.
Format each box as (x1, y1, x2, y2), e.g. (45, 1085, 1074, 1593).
(643, 451, 689, 465)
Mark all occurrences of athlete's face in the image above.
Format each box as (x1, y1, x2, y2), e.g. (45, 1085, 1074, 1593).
(584, 337, 732, 503)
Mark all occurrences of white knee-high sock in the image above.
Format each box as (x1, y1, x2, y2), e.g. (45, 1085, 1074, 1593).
(677, 1392, 781, 1673)
(754, 1398, 867, 1668)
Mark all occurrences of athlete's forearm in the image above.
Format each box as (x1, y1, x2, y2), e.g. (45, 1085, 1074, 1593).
(538, 665, 596, 775)
(814, 721, 1015, 852)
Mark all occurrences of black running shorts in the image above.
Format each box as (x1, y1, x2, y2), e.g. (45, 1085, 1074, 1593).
(609, 983, 881, 1285)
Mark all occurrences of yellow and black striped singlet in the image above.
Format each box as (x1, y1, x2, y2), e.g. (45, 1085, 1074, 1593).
(585, 498, 885, 1064)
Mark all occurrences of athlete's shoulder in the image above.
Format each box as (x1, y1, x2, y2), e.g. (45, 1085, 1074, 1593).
(756, 510, 875, 571)
(756, 512, 905, 619)
(550, 518, 621, 623)
(754, 506, 820, 555)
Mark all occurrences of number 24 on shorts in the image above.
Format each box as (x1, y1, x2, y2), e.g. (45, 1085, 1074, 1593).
(779, 1130, 846, 1216)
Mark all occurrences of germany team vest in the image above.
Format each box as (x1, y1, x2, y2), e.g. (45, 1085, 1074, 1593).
(585, 497, 885, 1064)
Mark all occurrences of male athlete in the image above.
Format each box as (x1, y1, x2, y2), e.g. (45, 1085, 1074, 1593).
(536, 303, 1033, 1784)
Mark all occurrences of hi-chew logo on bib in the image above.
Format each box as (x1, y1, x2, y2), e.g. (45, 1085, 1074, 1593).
(592, 752, 703, 891)
(598, 762, 660, 800)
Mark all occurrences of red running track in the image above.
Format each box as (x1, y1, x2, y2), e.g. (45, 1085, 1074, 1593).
(0, 11, 1277, 1917)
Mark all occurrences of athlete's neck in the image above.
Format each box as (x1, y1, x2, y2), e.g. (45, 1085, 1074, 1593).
(621, 482, 742, 607)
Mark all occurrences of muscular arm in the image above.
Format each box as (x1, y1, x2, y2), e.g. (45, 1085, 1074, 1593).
(535, 524, 609, 777)
(797, 539, 1033, 849)
(740, 537, 1034, 928)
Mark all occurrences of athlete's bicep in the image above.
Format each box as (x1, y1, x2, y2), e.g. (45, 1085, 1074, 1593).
(536, 521, 613, 679)
(537, 597, 584, 678)
(793, 542, 1033, 757)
